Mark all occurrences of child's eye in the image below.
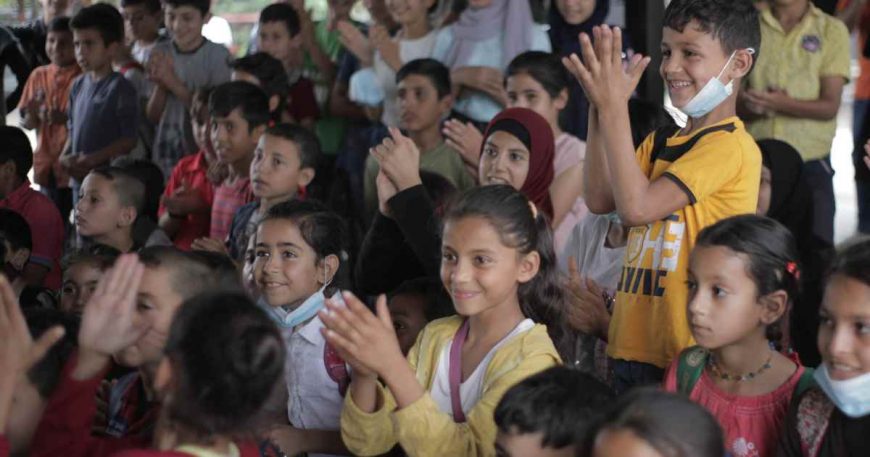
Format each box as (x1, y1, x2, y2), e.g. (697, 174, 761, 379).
(661, 49, 671, 57)
(441, 252, 456, 263)
(393, 321, 406, 332)
(281, 250, 297, 259)
(857, 323, 870, 335)
(473, 255, 491, 266)
(509, 152, 524, 162)
(62, 285, 75, 295)
(255, 250, 269, 258)
(483, 147, 498, 158)
(136, 301, 154, 312)
(684, 50, 697, 58)
(713, 286, 726, 297)
(273, 158, 282, 166)
(685, 279, 697, 291)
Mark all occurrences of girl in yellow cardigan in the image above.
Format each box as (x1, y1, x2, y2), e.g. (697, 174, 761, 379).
(320, 185, 567, 457)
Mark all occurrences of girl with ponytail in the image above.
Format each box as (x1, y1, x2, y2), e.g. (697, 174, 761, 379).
(319, 185, 563, 457)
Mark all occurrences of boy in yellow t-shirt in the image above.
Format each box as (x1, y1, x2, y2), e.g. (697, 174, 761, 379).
(564, 0, 762, 393)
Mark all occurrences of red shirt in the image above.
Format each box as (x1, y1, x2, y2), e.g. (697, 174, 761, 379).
(0, 180, 63, 290)
(0, 435, 8, 457)
(210, 177, 254, 241)
(286, 76, 319, 123)
(158, 150, 215, 251)
(31, 352, 157, 457)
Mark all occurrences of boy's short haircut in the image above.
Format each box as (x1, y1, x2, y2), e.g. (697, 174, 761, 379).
(0, 208, 32, 253)
(258, 3, 300, 37)
(186, 250, 245, 292)
(47, 16, 72, 34)
(209, 81, 271, 131)
(388, 277, 453, 322)
(120, 0, 161, 14)
(162, 0, 209, 16)
(138, 246, 239, 299)
(61, 246, 120, 272)
(663, 0, 760, 56)
(0, 126, 33, 180)
(396, 58, 452, 99)
(495, 366, 614, 449)
(112, 156, 165, 222)
(24, 309, 80, 397)
(89, 166, 146, 215)
(230, 53, 290, 101)
(70, 3, 125, 46)
(264, 123, 321, 169)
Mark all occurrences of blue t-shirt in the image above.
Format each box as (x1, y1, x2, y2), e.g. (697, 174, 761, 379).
(68, 71, 140, 184)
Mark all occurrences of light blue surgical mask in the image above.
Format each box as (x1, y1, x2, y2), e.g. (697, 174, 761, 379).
(604, 212, 621, 224)
(814, 364, 870, 418)
(258, 283, 341, 330)
(679, 49, 754, 119)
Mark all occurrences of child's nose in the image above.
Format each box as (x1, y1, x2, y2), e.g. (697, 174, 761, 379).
(826, 327, 853, 358)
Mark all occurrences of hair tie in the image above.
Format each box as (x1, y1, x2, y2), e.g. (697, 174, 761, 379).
(785, 262, 801, 280)
(528, 201, 538, 219)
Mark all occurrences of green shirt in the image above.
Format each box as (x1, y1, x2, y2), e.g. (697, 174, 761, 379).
(304, 21, 347, 155)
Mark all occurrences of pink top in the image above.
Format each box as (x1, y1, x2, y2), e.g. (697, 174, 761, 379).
(663, 356, 805, 457)
(553, 133, 588, 254)
(210, 177, 253, 241)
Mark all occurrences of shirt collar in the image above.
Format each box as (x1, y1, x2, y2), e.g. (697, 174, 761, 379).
(296, 314, 325, 344)
(761, 4, 822, 35)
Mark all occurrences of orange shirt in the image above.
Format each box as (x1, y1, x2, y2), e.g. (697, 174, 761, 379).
(856, 3, 870, 99)
(17, 63, 81, 188)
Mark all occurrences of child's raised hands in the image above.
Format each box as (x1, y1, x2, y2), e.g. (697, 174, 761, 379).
(337, 20, 373, 66)
(443, 118, 483, 170)
(319, 292, 404, 380)
(565, 257, 610, 340)
(74, 254, 148, 380)
(371, 127, 422, 192)
(562, 25, 651, 110)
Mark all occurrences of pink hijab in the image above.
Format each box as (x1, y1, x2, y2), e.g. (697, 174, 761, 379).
(443, 0, 535, 69)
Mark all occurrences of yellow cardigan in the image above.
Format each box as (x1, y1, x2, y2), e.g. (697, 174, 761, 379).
(340, 315, 562, 457)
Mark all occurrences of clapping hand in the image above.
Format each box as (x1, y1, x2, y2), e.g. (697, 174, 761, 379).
(442, 118, 483, 169)
(370, 127, 422, 192)
(563, 25, 650, 109)
(565, 257, 611, 340)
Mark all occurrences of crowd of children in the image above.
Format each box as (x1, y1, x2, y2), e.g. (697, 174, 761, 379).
(0, 0, 869, 456)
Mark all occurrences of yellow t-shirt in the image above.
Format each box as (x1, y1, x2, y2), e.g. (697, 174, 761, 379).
(607, 117, 762, 368)
(747, 5, 850, 161)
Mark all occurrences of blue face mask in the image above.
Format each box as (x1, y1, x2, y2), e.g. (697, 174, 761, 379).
(258, 285, 341, 330)
(604, 212, 621, 224)
(679, 49, 753, 119)
(814, 364, 870, 418)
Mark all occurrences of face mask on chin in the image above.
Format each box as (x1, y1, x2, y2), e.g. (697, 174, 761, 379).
(814, 364, 870, 418)
(679, 48, 755, 119)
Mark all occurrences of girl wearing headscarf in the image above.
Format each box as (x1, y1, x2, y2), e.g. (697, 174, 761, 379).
(548, 0, 610, 140)
(431, 0, 551, 126)
(757, 139, 833, 367)
(355, 107, 557, 293)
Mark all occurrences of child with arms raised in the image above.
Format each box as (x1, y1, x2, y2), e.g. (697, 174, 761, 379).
(158, 89, 217, 251)
(663, 215, 812, 457)
(321, 185, 564, 457)
(146, 0, 231, 178)
(252, 200, 350, 457)
(777, 237, 870, 457)
(192, 81, 269, 251)
(564, 0, 762, 391)
(226, 124, 318, 262)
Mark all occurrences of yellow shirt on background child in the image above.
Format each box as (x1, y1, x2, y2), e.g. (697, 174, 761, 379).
(608, 117, 761, 369)
(747, 5, 850, 161)
(340, 315, 560, 457)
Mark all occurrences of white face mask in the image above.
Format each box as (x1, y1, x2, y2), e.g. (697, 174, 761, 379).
(814, 364, 870, 418)
(679, 48, 754, 119)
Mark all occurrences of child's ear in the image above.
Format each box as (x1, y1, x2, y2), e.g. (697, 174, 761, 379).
(319, 254, 340, 286)
(298, 166, 315, 187)
(8, 248, 30, 271)
(759, 290, 788, 325)
(517, 251, 541, 284)
(119, 205, 138, 228)
(438, 93, 454, 117)
(554, 88, 569, 111)
(268, 95, 281, 114)
(730, 48, 754, 80)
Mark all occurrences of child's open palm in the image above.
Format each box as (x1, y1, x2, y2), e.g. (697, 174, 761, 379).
(563, 25, 650, 109)
(371, 127, 422, 192)
(320, 293, 404, 379)
(78, 254, 147, 357)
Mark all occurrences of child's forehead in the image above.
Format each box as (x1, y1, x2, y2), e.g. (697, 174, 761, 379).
(165, 4, 203, 16)
(398, 74, 436, 90)
(662, 21, 727, 52)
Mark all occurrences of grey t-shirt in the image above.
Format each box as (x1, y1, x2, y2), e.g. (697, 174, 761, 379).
(151, 39, 231, 178)
(68, 71, 140, 190)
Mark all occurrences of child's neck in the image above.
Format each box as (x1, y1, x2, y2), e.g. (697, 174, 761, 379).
(228, 154, 254, 180)
(88, 64, 114, 80)
(682, 97, 737, 135)
(771, 0, 811, 32)
(401, 16, 430, 40)
(136, 34, 159, 48)
(259, 192, 296, 214)
(175, 35, 204, 53)
(548, 119, 563, 138)
(94, 229, 135, 253)
(464, 298, 525, 349)
(409, 124, 443, 153)
(711, 334, 773, 377)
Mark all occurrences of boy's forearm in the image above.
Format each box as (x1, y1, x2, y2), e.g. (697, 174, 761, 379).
(598, 105, 653, 223)
(583, 106, 616, 214)
(146, 86, 167, 124)
(86, 137, 136, 166)
(307, 45, 336, 88)
(164, 78, 193, 108)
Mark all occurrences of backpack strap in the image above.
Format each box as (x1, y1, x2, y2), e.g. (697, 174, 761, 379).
(676, 346, 708, 395)
(796, 387, 835, 457)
